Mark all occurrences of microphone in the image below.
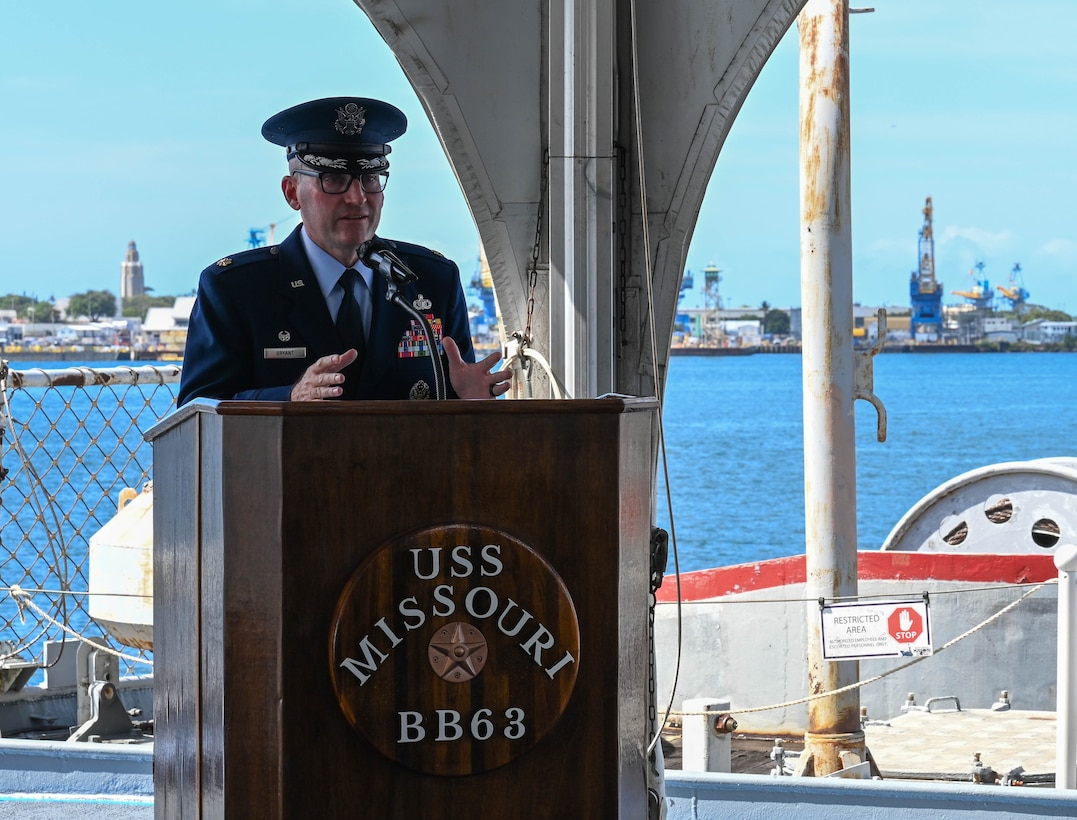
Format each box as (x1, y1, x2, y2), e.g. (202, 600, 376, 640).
(356, 238, 448, 400)
(358, 239, 418, 285)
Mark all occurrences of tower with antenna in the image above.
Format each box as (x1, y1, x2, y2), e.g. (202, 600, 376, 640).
(121, 240, 145, 299)
(702, 262, 724, 344)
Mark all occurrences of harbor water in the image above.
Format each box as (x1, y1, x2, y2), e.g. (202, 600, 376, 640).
(658, 351, 1077, 573)
(5, 352, 1077, 581)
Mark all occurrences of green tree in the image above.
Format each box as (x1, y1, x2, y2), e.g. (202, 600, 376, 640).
(1, 293, 57, 321)
(28, 299, 60, 322)
(122, 293, 178, 318)
(763, 308, 790, 335)
(1022, 306, 1073, 323)
(67, 290, 118, 321)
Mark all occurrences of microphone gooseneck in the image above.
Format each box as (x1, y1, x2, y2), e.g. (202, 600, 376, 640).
(356, 240, 448, 400)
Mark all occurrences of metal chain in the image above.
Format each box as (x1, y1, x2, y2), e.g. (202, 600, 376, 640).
(648, 589, 657, 731)
(523, 147, 550, 347)
(647, 527, 667, 740)
(616, 142, 628, 347)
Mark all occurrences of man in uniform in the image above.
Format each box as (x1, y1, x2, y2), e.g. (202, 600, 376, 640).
(178, 96, 510, 405)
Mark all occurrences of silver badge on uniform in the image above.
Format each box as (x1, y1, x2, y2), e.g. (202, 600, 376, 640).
(264, 347, 307, 360)
(409, 380, 431, 400)
(413, 294, 432, 311)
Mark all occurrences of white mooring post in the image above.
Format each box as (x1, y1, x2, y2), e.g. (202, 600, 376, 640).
(1056, 543, 1077, 789)
(682, 698, 733, 773)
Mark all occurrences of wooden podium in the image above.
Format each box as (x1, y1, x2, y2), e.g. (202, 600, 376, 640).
(149, 397, 658, 819)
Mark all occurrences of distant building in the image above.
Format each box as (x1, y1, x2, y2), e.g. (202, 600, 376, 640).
(138, 296, 194, 357)
(1021, 319, 1077, 345)
(982, 315, 1018, 344)
(121, 240, 145, 299)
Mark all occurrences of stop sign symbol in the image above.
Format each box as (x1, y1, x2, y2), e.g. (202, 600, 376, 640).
(887, 607, 922, 644)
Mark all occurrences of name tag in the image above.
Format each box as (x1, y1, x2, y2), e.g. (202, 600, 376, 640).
(264, 347, 307, 360)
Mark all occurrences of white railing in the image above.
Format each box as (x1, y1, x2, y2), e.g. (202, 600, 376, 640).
(0, 361, 180, 682)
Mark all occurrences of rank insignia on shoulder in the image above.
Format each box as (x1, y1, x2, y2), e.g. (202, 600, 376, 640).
(430, 248, 445, 258)
(216, 257, 233, 267)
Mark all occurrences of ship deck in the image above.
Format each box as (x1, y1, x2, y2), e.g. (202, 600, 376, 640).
(664, 707, 1059, 785)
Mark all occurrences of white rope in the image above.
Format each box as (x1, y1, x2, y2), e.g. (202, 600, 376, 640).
(667, 580, 1051, 718)
(8, 584, 151, 667)
(505, 346, 566, 399)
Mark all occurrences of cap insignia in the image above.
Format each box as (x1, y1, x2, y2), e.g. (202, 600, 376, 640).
(335, 103, 366, 137)
(216, 257, 233, 267)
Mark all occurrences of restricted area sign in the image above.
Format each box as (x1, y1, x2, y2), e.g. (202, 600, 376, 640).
(820, 599, 932, 660)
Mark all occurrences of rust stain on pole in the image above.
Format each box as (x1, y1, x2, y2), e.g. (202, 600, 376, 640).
(798, 0, 865, 775)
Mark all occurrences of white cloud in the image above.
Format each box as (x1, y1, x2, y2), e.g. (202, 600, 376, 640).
(936, 226, 1015, 253)
(1037, 238, 1077, 263)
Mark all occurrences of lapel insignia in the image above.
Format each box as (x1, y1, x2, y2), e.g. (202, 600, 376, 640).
(409, 380, 431, 400)
(278, 331, 291, 342)
(290, 279, 304, 288)
(413, 293, 432, 311)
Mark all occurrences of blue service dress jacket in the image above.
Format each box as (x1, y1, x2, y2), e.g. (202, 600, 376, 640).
(177, 225, 475, 405)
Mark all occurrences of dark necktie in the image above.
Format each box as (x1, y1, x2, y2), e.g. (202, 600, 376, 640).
(336, 268, 367, 363)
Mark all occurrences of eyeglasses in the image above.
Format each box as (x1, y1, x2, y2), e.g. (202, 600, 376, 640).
(292, 169, 389, 195)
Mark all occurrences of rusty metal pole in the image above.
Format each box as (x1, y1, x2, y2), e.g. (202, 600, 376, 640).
(797, 0, 866, 776)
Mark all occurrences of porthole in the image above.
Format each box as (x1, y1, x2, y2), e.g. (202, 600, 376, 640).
(940, 515, 968, 546)
(1031, 518, 1060, 549)
(983, 495, 1013, 525)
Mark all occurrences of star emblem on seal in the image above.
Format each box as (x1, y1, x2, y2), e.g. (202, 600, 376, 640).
(428, 622, 488, 683)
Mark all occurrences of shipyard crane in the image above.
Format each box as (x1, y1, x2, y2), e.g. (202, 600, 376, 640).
(996, 263, 1030, 313)
(952, 261, 995, 310)
(909, 197, 943, 338)
(248, 219, 289, 248)
(673, 267, 694, 333)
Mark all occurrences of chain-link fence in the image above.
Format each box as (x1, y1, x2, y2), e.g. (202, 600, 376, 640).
(0, 360, 180, 685)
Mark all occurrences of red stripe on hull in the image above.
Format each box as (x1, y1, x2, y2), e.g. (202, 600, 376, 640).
(656, 551, 1058, 603)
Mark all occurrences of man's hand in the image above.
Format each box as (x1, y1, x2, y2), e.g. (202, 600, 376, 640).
(443, 337, 512, 399)
(289, 349, 359, 400)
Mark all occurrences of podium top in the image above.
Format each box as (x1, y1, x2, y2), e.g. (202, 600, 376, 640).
(146, 395, 658, 442)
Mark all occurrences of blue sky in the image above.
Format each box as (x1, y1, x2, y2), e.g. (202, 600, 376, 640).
(2, 0, 1074, 314)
